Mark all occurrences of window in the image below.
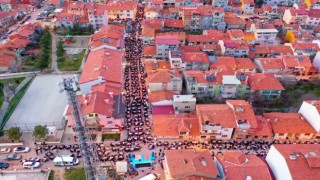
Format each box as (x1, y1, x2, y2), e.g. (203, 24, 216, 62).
(185, 106, 190, 109)
(305, 133, 310, 136)
(107, 121, 113, 124)
(279, 133, 284, 136)
(182, 101, 188, 103)
(89, 114, 94, 117)
(223, 129, 229, 132)
(222, 135, 228, 138)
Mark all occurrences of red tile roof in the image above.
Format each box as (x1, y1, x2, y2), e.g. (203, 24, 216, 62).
(79, 90, 114, 116)
(152, 105, 174, 114)
(235, 58, 257, 70)
(181, 51, 209, 63)
(155, 36, 179, 45)
(147, 69, 181, 83)
(105, 0, 137, 11)
(255, 58, 285, 71)
(149, 90, 177, 103)
(309, 9, 320, 18)
(282, 55, 312, 68)
(156, 31, 186, 42)
(292, 42, 319, 51)
(226, 100, 258, 129)
(153, 113, 200, 137)
(272, 144, 320, 180)
(210, 57, 236, 70)
(263, 113, 317, 134)
(79, 49, 122, 84)
(216, 152, 272, 180)
(254, 115, 274, 137)
(164, 19, 184, 28)
(196, 104, 238, 128)
(0, 50, 15, 68)
(143, 46, 156, 55)
(247, 73, 284, 90)
(165, 149, 219, 179)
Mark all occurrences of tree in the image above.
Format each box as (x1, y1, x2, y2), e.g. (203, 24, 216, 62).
(6, 127, 22, 142)
(53, 26, 57, 33)
(88, 24, 94, 35)
(285, 30, 296, 43)
(33, 125, 48, 139)
(0, 82, 3, 91)
(56, 41, 65, 57)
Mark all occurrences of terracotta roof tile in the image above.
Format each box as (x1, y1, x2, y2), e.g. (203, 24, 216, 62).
(148, 90, 177, 103)
(235, 58, 257, 70)
(196, 104, 238, 128)
(271, 144, 320, 180)
(164, 19, 184, 28)
(145, 60, 171, 72)
(79, 49, 122, 84)
(147, 69, 181, 83)
(153, 114, 200, 137)
(282, 55, 312, 68)
(143, 46, 156, 55)
(254, 57, 285, 70)
(155, 36, 179, 45)
(165, 149, 219, 179)
(247, 73, 284, 90)
(181, 51, 209, 63)
(217, 152, 272, 180)
(254, 116, 274, 137)
(156, 31, 185, 41)
(263, 113, 317, 134)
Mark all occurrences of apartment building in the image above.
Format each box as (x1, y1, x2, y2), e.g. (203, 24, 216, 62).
(156, 36, 179, 59)
(173, 95, 196, 113)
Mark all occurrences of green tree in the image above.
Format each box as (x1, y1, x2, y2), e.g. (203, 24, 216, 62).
(0, 82, 3, 91)
(33, 125, 48, 139)
(57, 56, 65, 62)
(36, 27, 51, 71)
(6, 127, 22, 142)
(56, 41, 65, 57)
(88, 24, 94, 34)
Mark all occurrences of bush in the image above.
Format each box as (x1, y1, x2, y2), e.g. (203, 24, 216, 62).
(6, 127, 22, 142)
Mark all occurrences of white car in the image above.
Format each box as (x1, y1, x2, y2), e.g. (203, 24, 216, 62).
(23, 161, 40, 169)
(0, 148, 11, 154)
(13, 147, 30, 153)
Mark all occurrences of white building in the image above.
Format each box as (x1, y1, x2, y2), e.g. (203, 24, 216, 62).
(250, 24, 279, 45)
(266, 144, 320, 180)
(306, 9, 320, 27)
(298, 100, 320, 140)
(173, 95, 196, 113)
(88, 9, 108, 29)
(156, 36, 179, 59)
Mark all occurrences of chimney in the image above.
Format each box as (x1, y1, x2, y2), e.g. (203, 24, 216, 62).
(109, 92, 114, 98)
(104, 99, 110, 104)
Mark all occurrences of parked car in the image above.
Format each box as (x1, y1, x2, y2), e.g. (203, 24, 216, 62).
(0, 162, 9, 169)
(23, 161, 40, 169)
(1, 35, 8, 40)
(6, 30, 13, 35)
(0, 148, 11, 154)
(13, 147, 30, 153)
(12, 25, 19, 31)
(5, 154, 22, 160)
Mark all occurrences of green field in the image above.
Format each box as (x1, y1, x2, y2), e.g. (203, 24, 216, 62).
(65, 168, 86, 180)
(58, 49, 86, 71)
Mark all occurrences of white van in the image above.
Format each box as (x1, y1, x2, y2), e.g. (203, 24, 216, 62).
(23, 162, 40, 169)
(53, 155, 79, 166)
(138, 173, 160, 180)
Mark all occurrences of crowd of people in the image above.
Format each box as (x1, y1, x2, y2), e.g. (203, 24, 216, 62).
(123, 5, 151, 144)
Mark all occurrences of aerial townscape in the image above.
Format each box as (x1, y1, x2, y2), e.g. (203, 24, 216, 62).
(0, 0, 320, 179)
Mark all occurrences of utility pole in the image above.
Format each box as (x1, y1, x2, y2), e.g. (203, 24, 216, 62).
(59, 76, 107, 180)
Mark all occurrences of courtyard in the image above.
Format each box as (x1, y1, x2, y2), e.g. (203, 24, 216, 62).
(4, 75, 74, 131)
